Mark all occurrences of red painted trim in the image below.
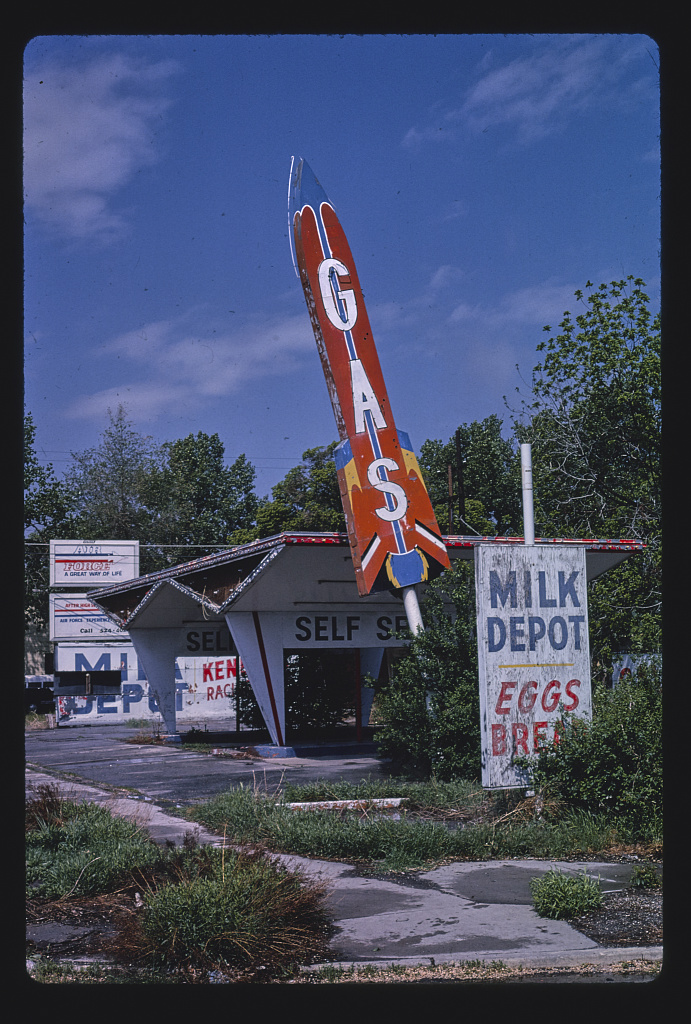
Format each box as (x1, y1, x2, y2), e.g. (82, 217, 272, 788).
(252, 611, 284, 746)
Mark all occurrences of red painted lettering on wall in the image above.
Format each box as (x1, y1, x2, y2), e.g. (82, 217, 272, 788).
(495, 678, 581, 716)
(564, 679, 581, 710)
(512, 722, 529, 756)
(203, 659, 237, 684)
(492, 724, 507, 755)
(517, 681, 537, 713)
(495, 681, 516, 715)
(541, 680, 561, 712)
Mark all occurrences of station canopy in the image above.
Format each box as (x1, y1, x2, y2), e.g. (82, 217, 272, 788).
(90, 531, 645, 631)
(89, 532, 644, 746)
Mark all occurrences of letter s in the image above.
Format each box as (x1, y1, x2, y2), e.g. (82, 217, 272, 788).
(564, 679, 581, 710)
(367, 458, 408, 522)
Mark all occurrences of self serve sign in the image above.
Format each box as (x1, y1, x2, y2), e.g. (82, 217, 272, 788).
(474, 544, 592, 789)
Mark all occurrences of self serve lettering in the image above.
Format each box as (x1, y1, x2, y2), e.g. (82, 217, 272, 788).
(291, 614, 409, 645)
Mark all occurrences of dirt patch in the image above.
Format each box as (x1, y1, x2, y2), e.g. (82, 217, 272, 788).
(26, 890, 139, 959)
(568, 887, 662, 946)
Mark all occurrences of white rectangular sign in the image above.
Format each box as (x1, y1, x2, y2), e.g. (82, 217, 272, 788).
(53, 642, 240, 725)
(50, 593, 128, 641)
(50, 540, 140, 587)
(474, 544, 591, 789)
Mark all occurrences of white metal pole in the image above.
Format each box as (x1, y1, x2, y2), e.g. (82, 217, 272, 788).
(402, 585, 425, 634)
(520, 443, 535, 546)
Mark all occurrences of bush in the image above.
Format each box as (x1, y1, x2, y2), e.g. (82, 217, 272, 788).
(527, 659, 662, 840)
(375, 561, 481, 780)
(530, 869, 602, 919)
(630, 862, 662, 888)
(135, 848, 329, 974)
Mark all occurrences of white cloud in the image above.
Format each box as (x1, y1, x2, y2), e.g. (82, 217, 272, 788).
(64, 310, 317, 424)
(23, 52, 179, 240)
(449, 280, 579, 329)
(403, 35, 655, 148)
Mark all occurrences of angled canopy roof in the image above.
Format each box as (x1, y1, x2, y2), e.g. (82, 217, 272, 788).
(89, 532, 645, 632)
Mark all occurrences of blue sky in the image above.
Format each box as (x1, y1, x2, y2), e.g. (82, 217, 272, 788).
(23, 33, 660, 500)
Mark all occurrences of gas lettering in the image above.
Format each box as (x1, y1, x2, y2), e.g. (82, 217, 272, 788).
(350, 359, 386, 433)
(367, 458, 408, 522)
(318, 258, 358, 330)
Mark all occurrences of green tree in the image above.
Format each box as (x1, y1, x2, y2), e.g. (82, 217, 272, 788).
(61, 410, 259, 574)
(512, 277, 661, 670)
(24, 412, 74, 627)
(147, 431, 258, 564)
(252, 442, 345, 539)
(63, 406, 162, 560)
(419, 415, 522, 537)
(376, 560, 481, 781)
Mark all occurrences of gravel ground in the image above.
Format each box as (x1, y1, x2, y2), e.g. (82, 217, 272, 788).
(567, 887, 662, 946)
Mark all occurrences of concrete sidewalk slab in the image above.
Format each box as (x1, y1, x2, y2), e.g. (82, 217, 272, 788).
(25, 768, 662, 973)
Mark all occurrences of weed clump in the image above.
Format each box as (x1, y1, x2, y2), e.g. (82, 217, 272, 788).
(630, 862, 661, 888)
(122, 847, 330, 977)
(530, 869, 602, 920)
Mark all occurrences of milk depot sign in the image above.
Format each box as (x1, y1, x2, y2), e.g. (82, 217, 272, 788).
(474, 544, 591, 788)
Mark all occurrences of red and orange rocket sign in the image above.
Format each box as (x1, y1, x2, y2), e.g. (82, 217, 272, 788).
(289, 158, 450, 596)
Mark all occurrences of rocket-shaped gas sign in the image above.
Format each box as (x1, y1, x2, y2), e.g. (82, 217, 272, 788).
(289, 158, 450, 598)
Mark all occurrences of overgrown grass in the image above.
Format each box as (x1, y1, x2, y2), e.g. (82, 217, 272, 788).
(282, 776, 484, 810)
(26, 779, 662, 984)
(26, 788, 163, 900)
(26, 957, 178, 984)
(190, 782, 621, 871)
(25, 784, 331, 981)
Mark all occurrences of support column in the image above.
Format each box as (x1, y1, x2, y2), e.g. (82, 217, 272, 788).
(225, 612, 285, 746)
(127, 628, 181, 737)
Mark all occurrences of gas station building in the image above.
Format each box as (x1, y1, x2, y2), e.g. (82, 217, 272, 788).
(89, 531, 644, 750)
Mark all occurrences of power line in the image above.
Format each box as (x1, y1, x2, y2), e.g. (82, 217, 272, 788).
(25, 542, 236, 549)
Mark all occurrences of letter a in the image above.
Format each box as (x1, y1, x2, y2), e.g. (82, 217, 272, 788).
(350, 359, 386, 433)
